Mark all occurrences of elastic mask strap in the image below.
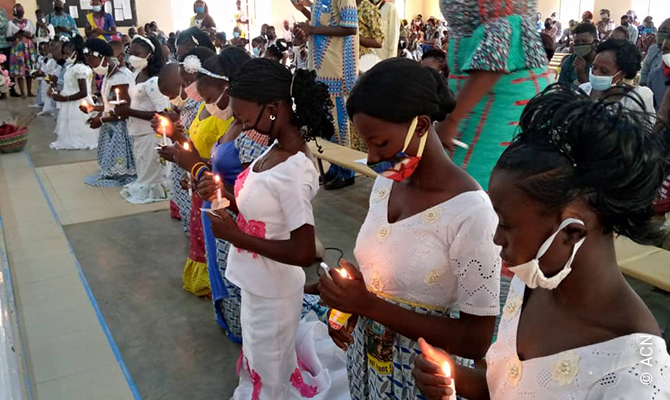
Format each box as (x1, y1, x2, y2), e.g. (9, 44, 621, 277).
(536, 218, 584, 259)
(401, 117, 420, 153)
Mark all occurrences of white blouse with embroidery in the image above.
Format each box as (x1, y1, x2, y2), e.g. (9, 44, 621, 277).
(487, 276, 670, 399)
(353, 177, 501, 315)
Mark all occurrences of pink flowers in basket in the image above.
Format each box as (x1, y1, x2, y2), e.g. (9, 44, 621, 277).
(0, 54, 6, 64)
(0, 55, 12, 91)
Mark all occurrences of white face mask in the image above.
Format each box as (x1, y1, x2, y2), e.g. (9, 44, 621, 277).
(128, 55, 149, 71)
(205, 91, 232, 120)
(508, 218, 585, 290)
(64, 53, 76, 66)
(589, 70, 621, 91)
(170, 86, 186, 108)
(184, 81, 203, 102)
(93, 59, 109, 75)
(663, 53, 670, 68)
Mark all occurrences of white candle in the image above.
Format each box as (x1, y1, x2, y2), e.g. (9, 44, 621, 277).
(115, 88, 120, 103)
(184, 142, 193, 197)
(160, 117, 168, 146)
(214, 175, 222, 204)
(441, 361, 457, 400)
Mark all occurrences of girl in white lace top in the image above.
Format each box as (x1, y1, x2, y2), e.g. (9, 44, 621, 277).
(413, 85, 670, 399)
(318, 58, 502, 400)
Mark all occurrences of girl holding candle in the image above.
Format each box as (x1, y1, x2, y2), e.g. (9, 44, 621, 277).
(115, 35, 170, 204)
(158, 47, 240, 298)
(49, 35, 99, 150)
(82, 38, 136, 187)
(208, 59, 348, 398)
(412, 85, 670, 400)
(317, 58, 501, 400)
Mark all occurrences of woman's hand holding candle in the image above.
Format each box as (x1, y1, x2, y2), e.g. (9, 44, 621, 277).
(412, 338, 457, 400)
(197, 172, 223, 202)
(319, 259, 371, 315)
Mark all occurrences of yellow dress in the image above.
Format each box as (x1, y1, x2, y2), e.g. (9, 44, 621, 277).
(182, 104, 234, 297)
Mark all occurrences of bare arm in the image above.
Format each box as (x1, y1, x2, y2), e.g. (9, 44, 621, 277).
(360, 36, 382, 48)
(54, 78, 89, 102)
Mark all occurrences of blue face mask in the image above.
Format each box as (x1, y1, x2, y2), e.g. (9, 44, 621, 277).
(589, 69, 621, 91)
(195, 6, 204, 13)
(252, 47, 260, 56)
(233, 31, 240, 38)
(92, 5, 101, 12)
(644, 27, 654, 34)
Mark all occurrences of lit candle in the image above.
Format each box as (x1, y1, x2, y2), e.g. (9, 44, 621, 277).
(184, 142, 193, 197)
(160, 117, 168, 146)
(214, 175, 222, 204)
(328, 266, 354, 331)
(441, 361, 457, 400)
(115, 88, 120, 103)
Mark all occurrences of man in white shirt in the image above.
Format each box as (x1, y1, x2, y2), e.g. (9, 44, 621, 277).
(281, 20, 293, 45)
(372, 0, 399, 61)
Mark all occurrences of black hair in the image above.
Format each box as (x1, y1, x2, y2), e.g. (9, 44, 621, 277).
(265, 39, 288, 60)
(63, 35, 86, 64)
(229, 58, 334, 141)
(84, 38, 114, 58)
(347, 58, 455, 123)
(496, 84, 668, 245)
(596, 39, 642, 79)
(132, 36, 164, 77)
(611, 26, 629, 38)
(199, 46, 250, 82)
(176, 26, 216, 53)
(574, 22, 598, 37)
(179, 46, 216, 64)
(540, 32, 556, 62)
(421, 48, 446, 62)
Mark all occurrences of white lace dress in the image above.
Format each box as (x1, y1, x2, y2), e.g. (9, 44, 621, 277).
(348, 177, 502, 399)
(120, 76, 171, 204)
(49, 63, 98, 150)
(487, 276, 670, 399)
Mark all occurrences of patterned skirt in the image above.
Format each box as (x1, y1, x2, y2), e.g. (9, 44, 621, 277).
(169, 165, 191, 235)
(448, 67, 550, 189)
(85, 120, 137, 187)
(347, 294, 471, 400)
(9, 40, 36, 77)
(182, 193, 210, 297)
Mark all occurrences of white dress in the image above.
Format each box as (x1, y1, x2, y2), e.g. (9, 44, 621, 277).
(227, 145, 349, 400)
(49, 63, 98, 150)
(39, 58, 61, 117)
(120, 76, 170, 204)
(347, 177, 501, 399)
(487, 276, 670, 399)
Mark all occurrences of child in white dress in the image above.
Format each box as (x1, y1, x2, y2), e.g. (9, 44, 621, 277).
(208, 59, 349, 399)
(115, 35, 170, 204)
(49, 35, 98, 150)
(413, 85, 670, 400)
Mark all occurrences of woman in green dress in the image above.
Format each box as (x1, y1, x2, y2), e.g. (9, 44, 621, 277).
(438, 0, 550, 190)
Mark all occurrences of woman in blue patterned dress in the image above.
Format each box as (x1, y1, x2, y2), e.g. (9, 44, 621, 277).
(83, 38, 136, 187)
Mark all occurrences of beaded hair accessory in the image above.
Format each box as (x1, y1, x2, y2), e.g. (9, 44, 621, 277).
(181, 55, 228, 81)
(548, 128, 577, 167)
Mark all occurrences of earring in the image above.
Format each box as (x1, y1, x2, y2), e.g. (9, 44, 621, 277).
(270, 115, 276, 121)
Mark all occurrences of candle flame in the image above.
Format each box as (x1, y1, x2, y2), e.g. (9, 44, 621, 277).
(115, 88, 119, 94)
(81, 100, 88, 107)
(214, 175, 221, 183)
(441, 361, 451, 377)
(160, 117, 168, 128)
(183, 142, 190, 151)
(337, 268, 351, 279)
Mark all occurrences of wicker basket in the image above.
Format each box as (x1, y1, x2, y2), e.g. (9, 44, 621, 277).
(0, 127, 29, 153)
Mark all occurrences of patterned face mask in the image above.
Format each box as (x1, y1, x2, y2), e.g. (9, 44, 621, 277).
(367, 117, 426, 182)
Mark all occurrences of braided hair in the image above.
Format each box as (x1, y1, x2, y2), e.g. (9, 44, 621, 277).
(229, 58, 334, 141)
(496, 84, 668, 245)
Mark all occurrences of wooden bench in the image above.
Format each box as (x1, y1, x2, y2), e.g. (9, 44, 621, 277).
(307, 139, 377, 179)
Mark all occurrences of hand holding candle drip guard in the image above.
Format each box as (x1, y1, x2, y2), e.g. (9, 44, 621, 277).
(412, 338, 457, 400)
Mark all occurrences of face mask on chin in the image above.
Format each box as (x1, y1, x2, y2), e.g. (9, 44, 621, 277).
(367, 117, 426, 182)
(170, 85, 187, 108)
(508, 218, 586, 290)
(64, 53, 76, 66)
